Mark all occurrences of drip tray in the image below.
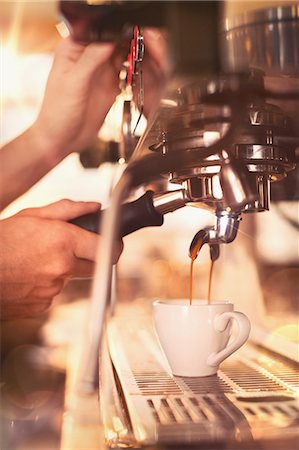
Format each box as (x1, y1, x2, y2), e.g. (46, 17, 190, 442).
(102, 303, 299, 448)
(131, 362, 298, 441)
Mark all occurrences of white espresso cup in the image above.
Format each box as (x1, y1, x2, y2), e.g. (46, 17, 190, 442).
(153, 299, 251, 377)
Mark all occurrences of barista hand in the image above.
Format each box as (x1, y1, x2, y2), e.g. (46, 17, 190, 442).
(0, 37, 124, 210)
(34, 36, 123, 158)
(0, 199, 123, 320)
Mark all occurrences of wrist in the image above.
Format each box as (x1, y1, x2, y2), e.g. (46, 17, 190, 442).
(29, 121, 67, 168)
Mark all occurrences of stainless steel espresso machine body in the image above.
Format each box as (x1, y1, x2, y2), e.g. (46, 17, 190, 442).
(60, 1, 299, 449)
(61, 1, 298, 256)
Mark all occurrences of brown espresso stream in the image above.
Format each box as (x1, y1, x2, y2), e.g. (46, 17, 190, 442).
(189, 238, 215, 305)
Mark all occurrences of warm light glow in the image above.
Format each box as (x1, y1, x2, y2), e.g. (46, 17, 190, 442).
(203, 131, 220, 147)
(292, 387, 299, 397)
(258, 321, 299, 362)
(1, 45, 23, 103)
(56, 21, 70, 39)
(272, 323, 299, 343)
(105, 428, 118, 442)
(99, 92, 147, 142)
(0, 2, 55, 145)
(132, 421, 147, 442)
(1, 40, 53, 145)
(112, 416, 127, 435)
(1, 44, 52, 107)
(212, 175, 223, 199)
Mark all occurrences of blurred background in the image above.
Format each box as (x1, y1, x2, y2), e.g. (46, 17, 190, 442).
(0, 1, 298, 449)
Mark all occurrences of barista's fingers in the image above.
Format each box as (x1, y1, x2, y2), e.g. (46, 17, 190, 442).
(71, 237, 124, 273)
(41, 199, 101, 221)
(1, 299, 53, 320)
(110, 46, 128, 73)
(112, 239, 124, 264)
(25, 298, 53, 314)
(30, 280, 65, 299)
(69, 221, 125, 264)
(72, 259, 95, 278)
(71, 240, 123, 278)
(52, 37, 86, 68)
(75, 42, 116, 81)
(18, 200, 101, 221)
(69, 226, 99, 262)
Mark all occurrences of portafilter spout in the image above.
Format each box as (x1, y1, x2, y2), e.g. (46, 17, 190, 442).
(189, 229, 220, 263)
(189, 209, 241, 262)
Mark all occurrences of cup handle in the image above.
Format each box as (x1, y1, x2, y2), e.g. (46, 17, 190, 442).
(207, 311, 251, 367)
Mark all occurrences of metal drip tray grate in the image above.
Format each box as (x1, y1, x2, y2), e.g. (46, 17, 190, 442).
(146, 395, 239, 425)
(181, 374, 233, 394)
(133, 372, 182, 395)
(132, 360, 298, 430)
(242, 403, 299, 418)
(146, 395, 299, 426)
(253, 356, 299, 389)
(221, 361, 286, 391)
(133, 361, 288, 396)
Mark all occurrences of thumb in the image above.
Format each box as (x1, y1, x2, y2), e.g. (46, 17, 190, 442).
(19, 199, 101, 221)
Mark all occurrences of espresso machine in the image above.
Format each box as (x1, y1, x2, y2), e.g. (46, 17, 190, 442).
(60, 1, 298, 448)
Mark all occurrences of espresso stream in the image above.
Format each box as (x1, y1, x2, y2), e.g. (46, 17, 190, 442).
(189, 238, 214, 305)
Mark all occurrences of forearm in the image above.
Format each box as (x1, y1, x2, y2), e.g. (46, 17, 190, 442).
(0, 38, 122, 211)
(0, 125, 63, 210)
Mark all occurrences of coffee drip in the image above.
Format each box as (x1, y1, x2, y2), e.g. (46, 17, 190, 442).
(189, 237, 215, 305)
(207, 260, 214, 304)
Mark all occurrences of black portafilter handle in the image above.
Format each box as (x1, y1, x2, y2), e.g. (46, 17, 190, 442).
(68, 191, 164, 238)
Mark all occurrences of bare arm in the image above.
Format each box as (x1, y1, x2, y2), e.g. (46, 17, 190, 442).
(0, 37, 123, 210)
(0, 126, 59, 209)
